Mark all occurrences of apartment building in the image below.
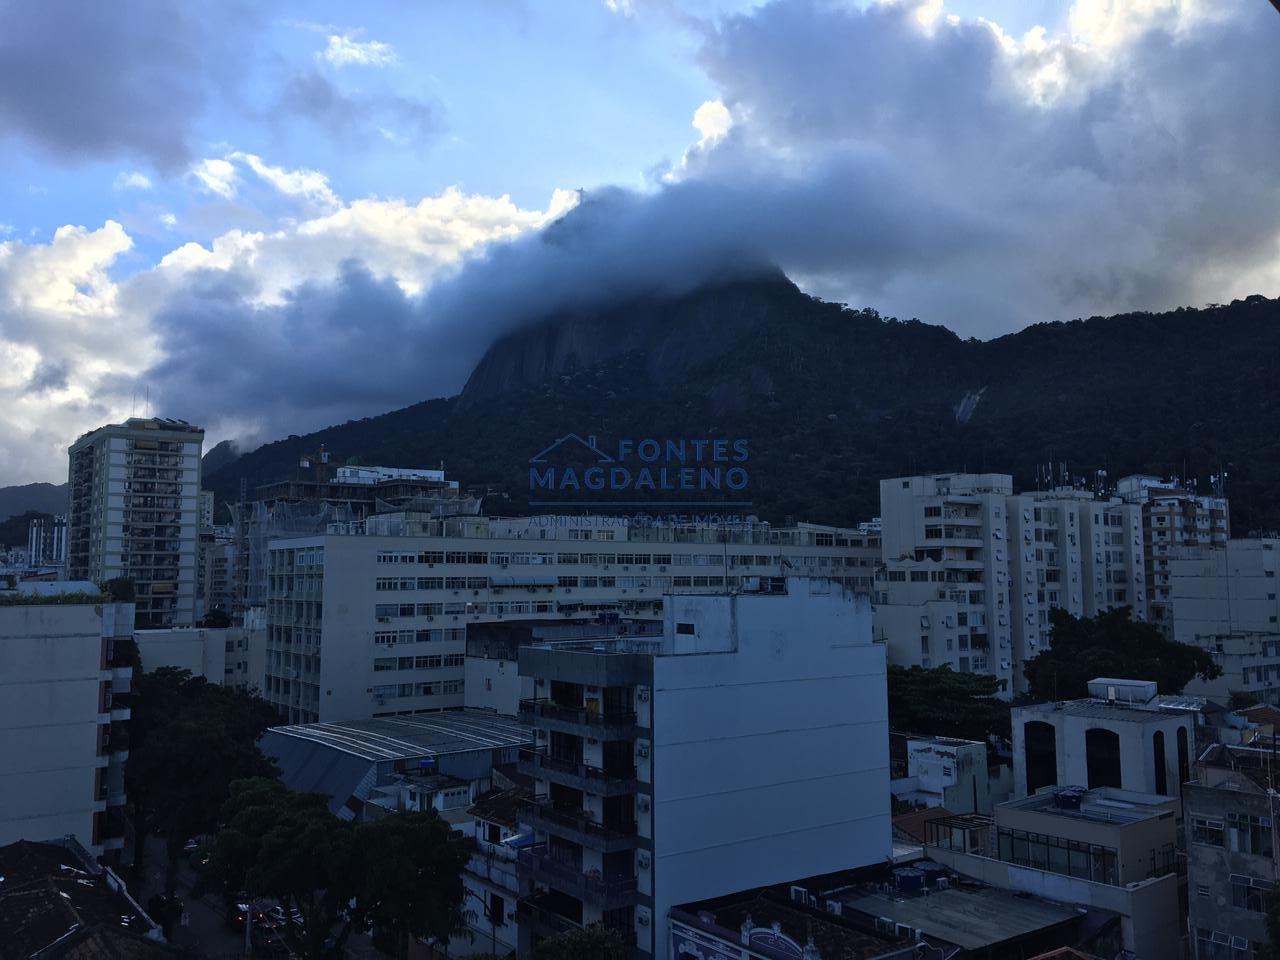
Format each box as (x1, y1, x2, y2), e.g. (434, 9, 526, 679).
(514, 581, 890, 960)
(1117, 475, 1230, 632)
(922, 785, 1181, 959)
(27, 514, 68, 567)
(1011, 679, 1193, 801)
(0, 583, 133, 862)
(68, 417, 204, 628)
(1185, 742, 1278, 960)
(1166, 538, 1280, 704)
(876, 475, 1146, 696)
(263, 513, 881, 724)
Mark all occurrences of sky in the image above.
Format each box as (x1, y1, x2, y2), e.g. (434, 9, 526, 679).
(1, 0, 1278, 486)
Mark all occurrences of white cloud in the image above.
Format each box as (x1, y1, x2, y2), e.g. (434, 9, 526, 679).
(321, 34, 396, 67)
(604, 0, 635, 14)
(158, 212, 178, 229)
(692, 100, 732, 145)
(112, 170, 153, 191)
(189, 158, 239, 198)
(229, 152, 341, 211)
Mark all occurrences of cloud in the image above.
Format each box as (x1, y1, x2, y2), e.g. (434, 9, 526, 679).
(113, 170, 153, 191)
(691, 100, 732, 145)
(159, 212, 178, 229)
(230, 152, 341, 210)
(0, 1, 249, 173)
(190, 158, 240, 199)
(321, 34, 397, 67)
(274, 69, 437, 144)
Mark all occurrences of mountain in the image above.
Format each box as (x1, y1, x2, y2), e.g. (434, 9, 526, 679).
(0, 482, 68, 523)
(203, 275, 1280, 533)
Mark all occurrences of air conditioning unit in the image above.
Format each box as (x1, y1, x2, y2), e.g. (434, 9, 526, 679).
(637, 797, 650, 812)
(825, 900, 842, 916)
(637, 686, 650, 702)
(790, 886, 808, 904)
(636, 744, 650, 759)
(637, 913, 650, 927)
(637, 852, 651, 869)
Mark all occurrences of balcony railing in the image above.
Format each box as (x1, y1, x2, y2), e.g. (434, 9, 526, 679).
(517, 846, 638, 906)
(519, 748, 638, 795)
(516, 896, 636, 944)
(520, 798, 638, 851)
(518, 699, 637, 728)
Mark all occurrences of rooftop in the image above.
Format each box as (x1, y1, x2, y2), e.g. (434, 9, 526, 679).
(892, 807, 957, 844)
(0, 839, 169, 960)
(673, 894, 906, 960)
(266, 709, 532, 761)
(1006, 787, 1175, 826)
(1016, 698, 1187, 725)
(839, 885, 1080, 951)
(469, 785, 532, 829)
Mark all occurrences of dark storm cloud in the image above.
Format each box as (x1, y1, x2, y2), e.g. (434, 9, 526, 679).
(0, 0, 247, 173)
(139, 0, 1280, 447)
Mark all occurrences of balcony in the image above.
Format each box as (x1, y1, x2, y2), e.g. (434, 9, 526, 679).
(521, 798, 639, 853)
(517, 846, 638, 909)
(518, 748, 638, 797)
(516, 894, 580, 938)
(519, 699, 637, 735)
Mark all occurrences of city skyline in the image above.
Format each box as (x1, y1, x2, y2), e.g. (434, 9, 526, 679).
(2, 0, 1278, 489)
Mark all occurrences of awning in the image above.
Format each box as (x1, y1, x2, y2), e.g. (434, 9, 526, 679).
(502, 833, 538, 849)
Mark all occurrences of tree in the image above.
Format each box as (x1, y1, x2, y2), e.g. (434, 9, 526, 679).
(355, 812, 470, 960)
(206, 778, 359, 960)
(1230, 690, 1262, 711)
(534, 923, 631, 960)
(1024, 608, 1222, 702)
(199, 608, 232, 628)
(126, 668, 279, 902)
(205, 780, 472, 960)
(888, 665, 1011, 741)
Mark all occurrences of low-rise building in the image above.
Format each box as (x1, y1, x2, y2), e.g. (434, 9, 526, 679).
(922, 785, 1182, 959)
(1184, 742, 1279, 960)
(1012, 678, 1194, 801)
(890, 735, 1010, 814)
(454, 777, 530, 957)
(0, 582, 133, 862)
(258, 709, 532, 820)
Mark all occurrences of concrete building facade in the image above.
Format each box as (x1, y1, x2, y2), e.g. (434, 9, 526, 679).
(876, 475, 1145, 697)
(1011, 679, 1194, 801)
(0, 584, 133, 861)
(68, 418, 204, 628)
(1166, 538, 1280, 705)
(1185, 743, 1278, 960)
(923, 786, 1182, 959)
(515, 581, 890, 959)
(263, 514, 881, 724)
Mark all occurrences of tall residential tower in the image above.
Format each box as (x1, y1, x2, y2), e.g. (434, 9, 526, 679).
(68, 418, 204, 628)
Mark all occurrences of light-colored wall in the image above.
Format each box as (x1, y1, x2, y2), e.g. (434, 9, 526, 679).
(463, 656, 532, 715)
(647, 583, 890, 960)
(135, 626, 228, 683)
(1012, 706, 1191, 799)
(0, 603, 105, 852)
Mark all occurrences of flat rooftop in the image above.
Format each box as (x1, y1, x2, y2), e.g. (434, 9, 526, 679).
(1017, 699, 1180, 724)
(1008, 788, 1175, 826)
(840, 886, 1079, 951)
(267, 709, 532, 761)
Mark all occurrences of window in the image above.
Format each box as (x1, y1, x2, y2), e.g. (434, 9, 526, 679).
(1191, 816, 1225, 847)
(489, 893, 505, 927)
(1228, 813, 1273, 857)
(373, 658, 396, 671)
(1231, 875, 1269, 913)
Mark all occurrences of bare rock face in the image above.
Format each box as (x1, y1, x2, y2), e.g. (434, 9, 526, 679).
(457, 273, 799, 409)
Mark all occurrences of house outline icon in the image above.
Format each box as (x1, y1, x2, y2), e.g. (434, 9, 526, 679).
(529, 434, 615, 464)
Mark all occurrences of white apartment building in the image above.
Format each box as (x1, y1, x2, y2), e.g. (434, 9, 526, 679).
(0, 583, 133, 861)
(876, 474, 1145, 696)
(263, 514, 881, 724)
(1117, 474, 1230, 632)
(1166, 538, 1280, 704)
(515, 581, 890, 959)
(68, 418, 204, 628)
(27, 514, 68, 567)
